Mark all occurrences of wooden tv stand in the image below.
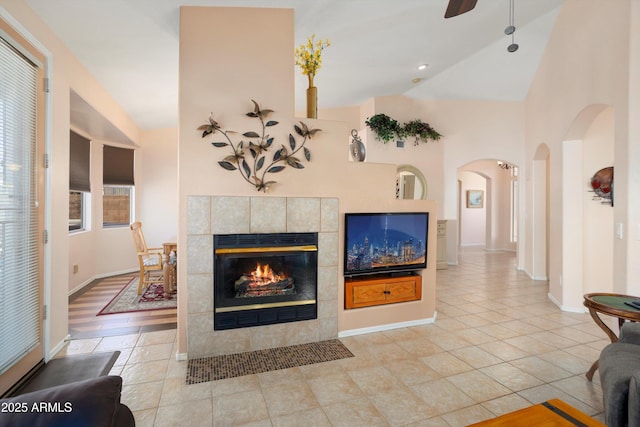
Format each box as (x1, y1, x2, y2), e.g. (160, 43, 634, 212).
(344, 273, 422, 309)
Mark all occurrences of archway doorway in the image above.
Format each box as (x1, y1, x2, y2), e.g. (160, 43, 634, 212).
(532, 144, 550, 281)
(458, 159, 518, 253)
(545, 104, 615, 311)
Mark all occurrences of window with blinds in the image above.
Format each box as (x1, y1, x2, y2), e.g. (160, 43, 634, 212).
(69, 131, 91, 231)
(0, 31, 43, 393)
(103, 145, 134, 227)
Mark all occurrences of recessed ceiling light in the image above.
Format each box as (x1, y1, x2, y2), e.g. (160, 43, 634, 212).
(417, 64, 428, 70)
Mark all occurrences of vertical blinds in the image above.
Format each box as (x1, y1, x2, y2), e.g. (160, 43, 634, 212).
(69, 130, 90, 192)
(103, 145, 134, 186)
(0, 36, 41, 374)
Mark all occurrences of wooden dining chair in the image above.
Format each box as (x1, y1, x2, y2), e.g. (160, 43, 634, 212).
(130, 221, 165, 295)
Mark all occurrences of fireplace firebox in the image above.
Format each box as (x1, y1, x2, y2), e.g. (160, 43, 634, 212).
(213, 233, 318, 330)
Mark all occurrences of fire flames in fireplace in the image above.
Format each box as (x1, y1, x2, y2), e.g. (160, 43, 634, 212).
(234, 263, 295, 297)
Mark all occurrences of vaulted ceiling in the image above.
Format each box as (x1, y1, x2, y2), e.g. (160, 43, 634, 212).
(26, 0, 563, 131)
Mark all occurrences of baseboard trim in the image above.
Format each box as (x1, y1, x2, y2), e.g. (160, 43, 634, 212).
(519, 266, 548, 282)
(338, 316, 436, 338)
(547, 292, 561, 309)
(547, 292, 586, 313)
(48, 334, 71, 361)
(561, 305, 586, 314)
(485, 248, 517, 253)
(531, 275, 548, 281)
(68, 278, 96, 297)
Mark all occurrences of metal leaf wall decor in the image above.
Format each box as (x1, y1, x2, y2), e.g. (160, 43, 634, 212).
(198, 100, 321, 192)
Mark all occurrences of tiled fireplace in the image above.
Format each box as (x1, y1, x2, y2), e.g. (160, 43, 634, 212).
(186, 196, 339, 358)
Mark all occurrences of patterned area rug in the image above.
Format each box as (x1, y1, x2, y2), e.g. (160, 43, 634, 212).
(186, 339, 354, 384)
(97, 276, 177, 315)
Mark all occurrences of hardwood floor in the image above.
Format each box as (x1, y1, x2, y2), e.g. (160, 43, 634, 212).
(68, 273, 177, 339)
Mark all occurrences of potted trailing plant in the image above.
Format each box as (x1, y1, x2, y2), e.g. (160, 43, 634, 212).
(366, 113, 443, 145)
(364, 113, 402, 143)
(402, 119, 442, 145)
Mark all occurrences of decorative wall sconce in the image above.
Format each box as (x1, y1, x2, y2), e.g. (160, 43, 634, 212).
(349, 129, 366, 162)
(497, 161, 513, 170)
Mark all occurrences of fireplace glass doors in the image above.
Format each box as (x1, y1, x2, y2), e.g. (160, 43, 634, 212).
(213, 233, 318, 330)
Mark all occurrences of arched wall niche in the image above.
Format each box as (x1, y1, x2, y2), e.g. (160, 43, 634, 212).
(534, 143, 550, 160)
(563, 104, 611, 141)
(549, 104, 615, 312)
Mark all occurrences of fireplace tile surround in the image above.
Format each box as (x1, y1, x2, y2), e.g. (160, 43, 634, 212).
(186, 196, 339, 358)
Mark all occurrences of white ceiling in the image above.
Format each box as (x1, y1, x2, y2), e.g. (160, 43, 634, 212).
(25, 0, 563, 132)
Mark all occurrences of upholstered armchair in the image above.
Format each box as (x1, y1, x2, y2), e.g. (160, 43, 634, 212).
(0, 376, 134, 427)
(599, 322, 640, 427)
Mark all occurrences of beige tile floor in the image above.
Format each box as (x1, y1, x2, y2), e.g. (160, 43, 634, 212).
(58, 248, 610, 426)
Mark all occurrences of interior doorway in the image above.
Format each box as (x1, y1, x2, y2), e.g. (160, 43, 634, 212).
(532, 144, 550, 281)
(458, 159, 518, 254)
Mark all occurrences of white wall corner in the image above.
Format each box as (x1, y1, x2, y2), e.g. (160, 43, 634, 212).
(48, 334, 72, 361)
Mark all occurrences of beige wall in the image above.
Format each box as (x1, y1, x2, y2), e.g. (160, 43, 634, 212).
(339, 198, 437, 335)
(582, 108, 614, 295)
(626, 1, 640, 297)
(363, 95, 445, 215)
(459, 171, 487, 246)
(68, 137, 143, 293)
(139, 128, 179, 248)
(0, 1, 142, 358)
(459, 160, 516, 252)
(352, 96, 523, 266)
(178, 7, 437, 356)
(71, 127, 181, 288)
(432, 99, 524, 221)
(524, 0, 634, 310)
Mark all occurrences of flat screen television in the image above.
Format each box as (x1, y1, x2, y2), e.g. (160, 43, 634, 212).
(344, 212, 429, 277)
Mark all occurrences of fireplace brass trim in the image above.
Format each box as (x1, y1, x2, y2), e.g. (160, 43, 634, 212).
(215, 245, 317, 254)
(215, 299, 316, 313)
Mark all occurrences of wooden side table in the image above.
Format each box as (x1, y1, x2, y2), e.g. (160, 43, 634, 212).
(469, 398, 605, 426)
(583, 293, 640, 380)
(162, 242, 177, 257)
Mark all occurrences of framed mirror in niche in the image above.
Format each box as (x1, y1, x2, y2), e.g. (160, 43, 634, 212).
(396, 165, 427, 200)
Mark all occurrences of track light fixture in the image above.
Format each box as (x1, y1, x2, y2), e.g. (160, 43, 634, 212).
(506, 0, 518, 52)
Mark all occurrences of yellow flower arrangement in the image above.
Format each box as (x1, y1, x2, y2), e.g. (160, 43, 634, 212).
(295, 34, 330, 87)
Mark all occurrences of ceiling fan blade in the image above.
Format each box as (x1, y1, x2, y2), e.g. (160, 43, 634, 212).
(444, 0, 479, 18)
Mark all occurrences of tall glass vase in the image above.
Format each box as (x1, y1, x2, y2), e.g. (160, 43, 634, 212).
(306, 76, 317, 119)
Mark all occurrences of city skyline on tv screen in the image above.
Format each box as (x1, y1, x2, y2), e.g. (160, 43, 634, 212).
(345, 213, 428, 275)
